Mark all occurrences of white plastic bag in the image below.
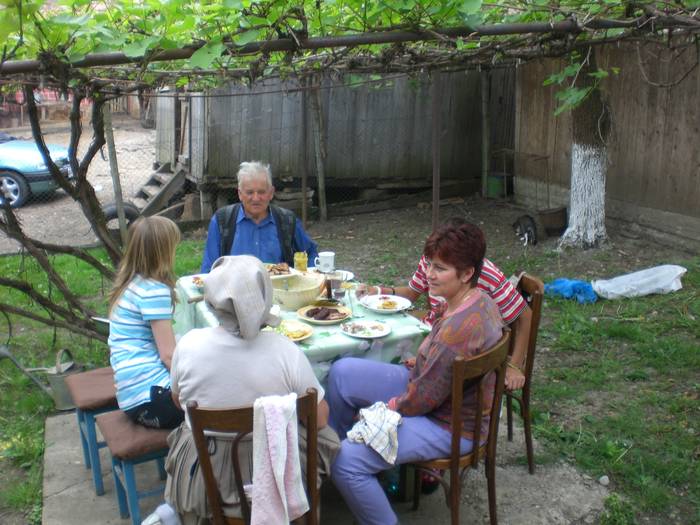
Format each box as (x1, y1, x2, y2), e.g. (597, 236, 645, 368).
(141, 503, 181, 525)
(591, 265, 687, 300)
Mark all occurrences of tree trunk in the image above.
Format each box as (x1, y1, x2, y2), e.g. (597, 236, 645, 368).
(559, 50, 610, 249)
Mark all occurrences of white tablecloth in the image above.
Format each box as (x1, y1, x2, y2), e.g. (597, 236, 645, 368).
(173, 275, 430, 382)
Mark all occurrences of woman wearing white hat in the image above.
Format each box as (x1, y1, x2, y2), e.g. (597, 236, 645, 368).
(164, 255, 339, 524)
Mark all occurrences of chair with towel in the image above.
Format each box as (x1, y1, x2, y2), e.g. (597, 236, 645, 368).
(505, 273, 544, 474)
(64, 366, 118, 495)
(96, 410, 170, 525)
(409, 331, 511, 525)
(187, 388, 319, 525)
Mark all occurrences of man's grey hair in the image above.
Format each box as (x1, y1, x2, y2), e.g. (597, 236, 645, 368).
(237, 161, 273, 187)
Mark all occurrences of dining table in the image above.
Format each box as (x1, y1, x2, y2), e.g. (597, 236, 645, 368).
(173, 273, 431, 383)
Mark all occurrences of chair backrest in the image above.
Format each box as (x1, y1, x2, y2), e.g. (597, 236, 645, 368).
(449, 331, 511, 468)
(187, 388, 319, 525)
(514, 274, 544, 384)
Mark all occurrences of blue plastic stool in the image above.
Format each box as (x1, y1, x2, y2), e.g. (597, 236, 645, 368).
(97, 410, 170, 525)
(65, 367, 118, 495)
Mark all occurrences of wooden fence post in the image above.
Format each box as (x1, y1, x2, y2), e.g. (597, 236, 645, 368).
(431, 71, 442, 231)
(301, 77, 309, 226)
(103, 105, 128, 245)
(481, 68, 491, 198)
(310, 75, 327, 222)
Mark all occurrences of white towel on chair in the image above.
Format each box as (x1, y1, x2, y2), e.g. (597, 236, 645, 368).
(347, 401, 402, 464)
(251, 393, 309, 525)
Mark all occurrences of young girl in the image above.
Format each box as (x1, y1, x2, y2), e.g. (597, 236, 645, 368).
(108, 216, 184, 429)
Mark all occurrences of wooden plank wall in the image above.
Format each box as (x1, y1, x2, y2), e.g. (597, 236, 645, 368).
(514, 41, 700, 238)
(204, 71, 493, 187)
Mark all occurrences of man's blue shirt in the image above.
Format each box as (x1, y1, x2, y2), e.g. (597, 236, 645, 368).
(200, 206, 319, 273)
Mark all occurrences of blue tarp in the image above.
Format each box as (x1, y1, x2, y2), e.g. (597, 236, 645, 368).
(545, 278, 598, 304)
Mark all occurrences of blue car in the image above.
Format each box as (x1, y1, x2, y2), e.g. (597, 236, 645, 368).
(0, 131, 73, 208)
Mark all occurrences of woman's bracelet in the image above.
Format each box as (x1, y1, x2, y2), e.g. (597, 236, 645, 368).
(507, 361, 524, 373)
(376, 286, 396, 295)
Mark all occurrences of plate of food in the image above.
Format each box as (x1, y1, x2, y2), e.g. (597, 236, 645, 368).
(275, 320, 313, 342)
(297, 305, 351, 325)
(308, 268, 355, 281)
(340, 320, 391, 339)
(265, 262, 300, 280)
(359, 294, 412, 314)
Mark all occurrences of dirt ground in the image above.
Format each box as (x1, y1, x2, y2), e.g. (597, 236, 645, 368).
(300, 197, 692, 286)
(0, 117, 155, 254)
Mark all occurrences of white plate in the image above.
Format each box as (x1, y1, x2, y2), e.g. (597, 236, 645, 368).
(340, 320, 391, 339)
(297, 305, 352, 325)
(276, 320, 313, 342)
(308, 268, 355, 281)
(359, 294, 412, 314)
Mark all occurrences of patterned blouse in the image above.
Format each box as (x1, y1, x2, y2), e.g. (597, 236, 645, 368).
(409, 255, 526, 327)
(393, 290, 504, 440)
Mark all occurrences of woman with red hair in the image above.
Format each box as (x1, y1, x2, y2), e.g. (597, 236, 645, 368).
(327, 221, 504, 525)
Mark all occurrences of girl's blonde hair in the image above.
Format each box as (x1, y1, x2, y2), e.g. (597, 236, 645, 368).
(108, 216, 181, 313)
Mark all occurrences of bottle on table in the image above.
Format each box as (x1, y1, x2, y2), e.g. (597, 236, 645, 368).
(294, 251, 308, 272)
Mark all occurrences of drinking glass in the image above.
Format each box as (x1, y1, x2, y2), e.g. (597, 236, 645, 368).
(332, 288, 346, 303)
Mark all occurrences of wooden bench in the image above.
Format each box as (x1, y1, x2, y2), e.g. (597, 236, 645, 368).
(96, 410, 170, 525)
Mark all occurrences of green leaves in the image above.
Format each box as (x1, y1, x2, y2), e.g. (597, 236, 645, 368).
(459, 0, 482, 15)
(0, 0, 693, 100)
(544, 52, 621, 115)
(554, 86, 592, 115)
(233, 29, 262, 46)
(189, 39, 225, 69)
(122, 36, 162, 58)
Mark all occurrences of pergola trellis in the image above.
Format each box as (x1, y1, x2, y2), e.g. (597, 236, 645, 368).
(1, 4, 699, 339)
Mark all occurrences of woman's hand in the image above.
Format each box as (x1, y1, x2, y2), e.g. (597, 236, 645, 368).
(403, 357, 416, 369)
(505, 366, 526, 391)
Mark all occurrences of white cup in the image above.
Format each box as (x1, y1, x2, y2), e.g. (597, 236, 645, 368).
(314, 251, 335, 273)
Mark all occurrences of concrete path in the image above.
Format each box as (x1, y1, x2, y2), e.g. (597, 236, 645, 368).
(42, 413, 608, 524)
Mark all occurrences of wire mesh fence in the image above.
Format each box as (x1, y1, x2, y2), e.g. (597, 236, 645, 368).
(0, 92, 156, 254)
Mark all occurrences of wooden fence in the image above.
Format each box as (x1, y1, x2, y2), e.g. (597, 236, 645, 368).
(181, 70, 515, 198)
(514, 41, 700, 244)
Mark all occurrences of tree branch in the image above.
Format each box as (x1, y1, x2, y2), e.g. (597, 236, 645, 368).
(0, 303, 106, 342)
(635, 38, 699, 87)
(23, 82, 122, 265)
(0, 276, 81, 322)
(0, 201, 96, 319)
(27, 240, 114, 279)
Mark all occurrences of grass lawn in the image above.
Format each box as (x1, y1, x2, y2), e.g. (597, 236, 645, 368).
(0, 215, 698, 524)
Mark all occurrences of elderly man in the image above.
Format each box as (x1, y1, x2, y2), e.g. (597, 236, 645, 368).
(200, 161, 319, 273)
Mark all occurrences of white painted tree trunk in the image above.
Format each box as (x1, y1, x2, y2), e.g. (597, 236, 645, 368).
(559, 142, 608, 248)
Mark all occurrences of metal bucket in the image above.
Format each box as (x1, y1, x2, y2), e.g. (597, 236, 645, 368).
(45, 349, 84, 411)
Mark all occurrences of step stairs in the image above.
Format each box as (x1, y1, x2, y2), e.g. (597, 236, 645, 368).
(131, 164, 186, 217)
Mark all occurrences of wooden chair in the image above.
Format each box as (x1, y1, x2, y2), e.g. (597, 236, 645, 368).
(410, 331, 511, 525)
(505, 273, 544, 474)
(187, 388, 319, 525)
